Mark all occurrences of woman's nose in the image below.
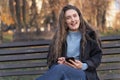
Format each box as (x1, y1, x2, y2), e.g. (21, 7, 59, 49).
(71, 17, 75, 22)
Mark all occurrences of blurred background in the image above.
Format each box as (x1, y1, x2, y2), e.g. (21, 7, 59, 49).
(0, 0, 120, 43)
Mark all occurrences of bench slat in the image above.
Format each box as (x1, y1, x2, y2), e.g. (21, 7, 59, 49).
(100, 74, 120, 80)
(97, 64, 120, 71)
(0, 53, 47, 62)
(0, 62, 47, 70)
(102, 42, 120, 48)
(102, 48, 120, 55)
(0, 40, 50, 48)
(102, 57, 120, 63)
(0, 69, 47, 77)
(0, 47, 49, 55)
(101, 35, 120, 41)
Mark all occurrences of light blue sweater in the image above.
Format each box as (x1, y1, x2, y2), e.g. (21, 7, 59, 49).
(66, 31, 88, 70)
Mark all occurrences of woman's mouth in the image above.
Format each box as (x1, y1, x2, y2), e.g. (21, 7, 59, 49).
(71, 22, 77, 26)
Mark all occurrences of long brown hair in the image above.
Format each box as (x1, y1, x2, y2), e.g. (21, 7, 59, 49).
(47, 4, 101, 67)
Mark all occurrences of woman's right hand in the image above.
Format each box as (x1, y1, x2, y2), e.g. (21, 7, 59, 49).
(57, 57, 65, 64)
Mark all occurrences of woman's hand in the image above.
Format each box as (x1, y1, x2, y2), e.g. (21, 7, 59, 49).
(65, 59, 83, 69)
(57, 57, 65, 64)
(58, 57, 83, 69)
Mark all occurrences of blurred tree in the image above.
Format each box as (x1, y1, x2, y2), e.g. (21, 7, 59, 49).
(8, 0, 42, 41)
(9, 0, 40, 33)
(15, 0, 22, 32)
(0, 11, 2, 43)
(68, 0, 82, 10)
(113, 12, 120, 31)
(22, 0, 27, 32)
(29, 0, 39, 33)
(48, 0, 68, 27)
(9, 0, 21, 32)
(9, 0, 16, 24)
(81, 0, 110, 32)
(0, 0, 9, 43)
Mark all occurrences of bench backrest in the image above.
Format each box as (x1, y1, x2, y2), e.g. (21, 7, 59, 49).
(0, 35, 120, 80)
(0, 40, 50, 77)
(97, 35, 120, 80)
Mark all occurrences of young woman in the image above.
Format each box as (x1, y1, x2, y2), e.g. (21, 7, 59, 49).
(36, 4, 102, 80)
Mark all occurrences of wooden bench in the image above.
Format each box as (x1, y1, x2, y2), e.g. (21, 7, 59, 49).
(0, 35, 120, 80)
(97, 35, 120, 80)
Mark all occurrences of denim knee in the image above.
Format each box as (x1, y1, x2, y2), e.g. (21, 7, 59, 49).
(52, 64, 68, 71)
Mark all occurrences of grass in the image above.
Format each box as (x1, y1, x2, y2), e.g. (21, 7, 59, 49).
(100, 29, 120, 36)
(3, 32, 13, 43)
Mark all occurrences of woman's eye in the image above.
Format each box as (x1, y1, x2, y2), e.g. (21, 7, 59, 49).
(66, 16, 71, 20)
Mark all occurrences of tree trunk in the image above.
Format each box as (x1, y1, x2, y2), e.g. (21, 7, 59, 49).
(15, 0, 22, 32)
(9, 0, 18, 30)
(22, 0, 27, 32)
(29, 0, 39, 33)
(0, 17, 3, 43)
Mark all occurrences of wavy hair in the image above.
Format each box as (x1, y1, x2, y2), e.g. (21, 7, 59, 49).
(47, 4, 100, 67)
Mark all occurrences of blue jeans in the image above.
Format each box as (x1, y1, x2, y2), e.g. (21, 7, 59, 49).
(36, 64, 86, 80)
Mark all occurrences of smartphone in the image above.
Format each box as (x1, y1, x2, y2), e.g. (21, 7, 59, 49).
(65, 57, 75, 64)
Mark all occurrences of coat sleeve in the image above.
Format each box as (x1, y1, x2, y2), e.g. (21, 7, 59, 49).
(85, 41, 102, 71)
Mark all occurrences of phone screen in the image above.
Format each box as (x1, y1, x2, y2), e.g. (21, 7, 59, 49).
(65, 57, 75, 64)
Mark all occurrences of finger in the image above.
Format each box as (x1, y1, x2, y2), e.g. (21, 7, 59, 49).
(69, 60, 77, 65)
(62, 57, 65, 61)
(75, 60, 81, 63)
(58, 57, 65, 61)
(70, 60, 83, 69)
(57, 61, 63, 64)
(75, 60, 83, 66)
(58, 57, 62, 60)
(69, 60, 82, 69)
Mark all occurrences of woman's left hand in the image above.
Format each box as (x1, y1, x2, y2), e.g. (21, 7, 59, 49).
(64, 59, 83, 69)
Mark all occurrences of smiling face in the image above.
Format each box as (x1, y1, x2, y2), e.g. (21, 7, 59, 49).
(65, 9, 80, 31)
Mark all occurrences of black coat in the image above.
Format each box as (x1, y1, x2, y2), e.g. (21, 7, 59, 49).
(61, 31, 102, 80)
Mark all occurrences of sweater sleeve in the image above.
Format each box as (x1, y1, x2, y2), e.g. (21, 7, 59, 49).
(81, 63, 88, 70)
(85, 41, 102, 71)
